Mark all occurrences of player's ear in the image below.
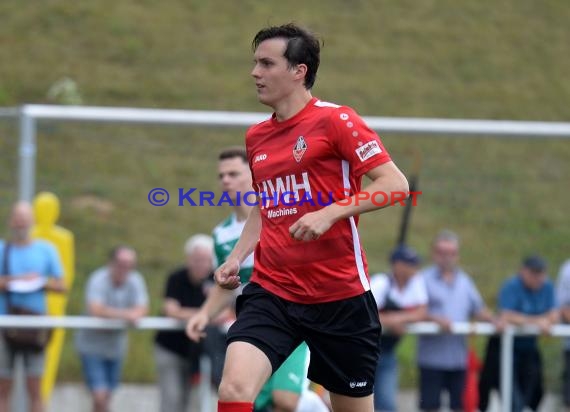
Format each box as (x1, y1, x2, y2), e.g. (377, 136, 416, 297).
(294, 63, 308, 81)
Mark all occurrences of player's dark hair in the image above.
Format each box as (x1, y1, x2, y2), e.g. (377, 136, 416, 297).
(252, 23, 321, 89)
(219, 146, 248, 163)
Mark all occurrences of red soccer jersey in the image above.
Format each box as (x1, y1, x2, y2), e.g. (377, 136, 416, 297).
(246, 97, 392, 303)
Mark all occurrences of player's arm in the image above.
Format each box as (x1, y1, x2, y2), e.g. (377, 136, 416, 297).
(290, 162, 408, 241)
(186, 278, 240, 342)
(329, 161, 408, 217)
(215, 205, 262, 289)
(200, 285, 236, 321)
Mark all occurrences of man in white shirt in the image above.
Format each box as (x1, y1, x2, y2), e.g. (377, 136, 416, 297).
(370, 245, 427, 412)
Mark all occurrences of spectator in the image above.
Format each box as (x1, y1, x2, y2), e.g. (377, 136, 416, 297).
(74, 246, 149, 412)
(370, 245, 427, 412)
(417, 230, 496, 412)
(499, 255, 558, 412)
(558, 259, 570, 412)
(0, 201, 66, 412)
(154, 234, 227, 412)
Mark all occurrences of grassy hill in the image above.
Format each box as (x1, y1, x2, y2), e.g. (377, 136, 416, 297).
(0, 0, 569, 388)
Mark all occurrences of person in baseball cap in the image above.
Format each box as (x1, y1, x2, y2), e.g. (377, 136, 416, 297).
(390, 244, 422, 266)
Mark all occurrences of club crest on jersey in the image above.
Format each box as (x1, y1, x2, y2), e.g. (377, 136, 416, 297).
(293, 136, 307, 162)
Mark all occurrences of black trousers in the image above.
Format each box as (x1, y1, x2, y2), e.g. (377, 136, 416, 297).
(478, 337, 543, 412)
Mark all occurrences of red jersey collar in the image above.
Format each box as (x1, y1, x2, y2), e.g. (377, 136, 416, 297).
(270, 97, 318, 128)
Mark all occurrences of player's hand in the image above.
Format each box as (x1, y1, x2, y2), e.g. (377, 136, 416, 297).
(215, 259, 241, 290)
(289, 209, 335, 241)
(186, 310, 209, 342)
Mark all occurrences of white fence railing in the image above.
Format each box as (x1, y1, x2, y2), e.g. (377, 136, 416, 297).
(0, 105, 569, 201)
(1, 317, 569, 412)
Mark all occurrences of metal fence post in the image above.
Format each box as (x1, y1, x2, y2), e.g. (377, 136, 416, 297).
(14, 109, 36, 412)
(18, 107, 36, 202)
(500, 325, 514, 412)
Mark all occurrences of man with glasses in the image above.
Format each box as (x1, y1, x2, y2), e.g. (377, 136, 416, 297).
(75, 246, 149, 412)
(417, 230, 496, 412)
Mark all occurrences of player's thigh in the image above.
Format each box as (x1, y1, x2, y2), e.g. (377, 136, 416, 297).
(219, 341, 273, 402)
(271, 390, 300, 412)
(329, 392, 373, 412)
(227, 282, 302, 373)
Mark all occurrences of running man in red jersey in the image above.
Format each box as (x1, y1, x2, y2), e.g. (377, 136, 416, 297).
(186, 23, 409, 412)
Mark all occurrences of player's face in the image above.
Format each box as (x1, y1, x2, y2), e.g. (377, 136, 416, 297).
(218, 157, 252, 201)
(251, 38, 299, 107)
(432, 240, 459, 272)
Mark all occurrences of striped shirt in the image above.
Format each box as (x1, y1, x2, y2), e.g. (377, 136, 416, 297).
(417, 265, 484, 369)
(212, 213, 254, 282)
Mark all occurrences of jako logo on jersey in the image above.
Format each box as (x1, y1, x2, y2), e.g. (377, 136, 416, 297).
(258, 172, 313, 208)
(293, 136, 307, 162)
(349, 381, 368, 389)
(254, 153, 267, 163)
(355, 141, 382, 162)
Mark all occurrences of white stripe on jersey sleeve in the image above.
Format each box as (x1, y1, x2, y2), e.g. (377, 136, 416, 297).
(341, 159, 370, 291)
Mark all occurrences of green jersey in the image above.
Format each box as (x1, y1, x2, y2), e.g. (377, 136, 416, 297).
(212, 213, 254, 282)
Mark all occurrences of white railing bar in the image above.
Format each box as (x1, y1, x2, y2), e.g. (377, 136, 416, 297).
(19, 104, 570, 138)
(1, 317, 569, 335)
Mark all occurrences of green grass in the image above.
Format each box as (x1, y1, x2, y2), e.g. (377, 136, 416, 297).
(0, 0, 569, 389)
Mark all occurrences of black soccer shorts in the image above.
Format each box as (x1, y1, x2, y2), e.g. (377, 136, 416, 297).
(226, 282, 382, 397)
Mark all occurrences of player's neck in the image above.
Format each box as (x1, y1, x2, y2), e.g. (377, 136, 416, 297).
(273, 90, 313, 122)
(233, 204, 251, 222)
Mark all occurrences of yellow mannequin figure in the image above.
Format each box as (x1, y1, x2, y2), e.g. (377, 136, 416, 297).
(31, 192, 75, 401)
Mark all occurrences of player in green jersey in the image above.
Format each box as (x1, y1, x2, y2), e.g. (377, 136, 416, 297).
(189, 147, 328, 412)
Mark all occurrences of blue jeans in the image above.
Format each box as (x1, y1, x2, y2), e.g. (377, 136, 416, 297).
(374, 350, 398, 411)
(80, 353, 122, 392)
